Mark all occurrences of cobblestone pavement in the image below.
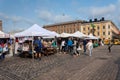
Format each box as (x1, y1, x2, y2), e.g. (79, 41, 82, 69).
(0, 45, 120, 80)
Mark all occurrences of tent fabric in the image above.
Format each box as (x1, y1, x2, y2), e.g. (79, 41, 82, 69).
(85, 34, 99, 39)
(51, 31, 60, 37)
(43, 31, 60, 39)
(9, 34, 15, 39)
(70, 31, 87, 38)
(14, 24, 56, 37)
(0, 31, 10, 38)
(59, 33, 71, 38)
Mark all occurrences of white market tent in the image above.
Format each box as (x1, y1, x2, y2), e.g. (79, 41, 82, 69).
(14, 24, 58, 57)
(14, 24, 57, 37)
(85, 34, 99, 39)
(43, 31, 60, 39)
(9, 34, 15, 39)
(0, 31, 10, 38)
(70, 31, 88, 38)
(51, 31, 60, 37)
(59, 32, 71, 38)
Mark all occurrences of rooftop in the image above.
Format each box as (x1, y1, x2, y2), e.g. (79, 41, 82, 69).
(43, 20, 86, 27)
(43, 17, 109, 27)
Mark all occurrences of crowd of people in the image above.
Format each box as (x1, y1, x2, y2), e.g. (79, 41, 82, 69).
(0, 36, 105, 61)
(56, 37, 104, 57)
(0, 39, 14, 60)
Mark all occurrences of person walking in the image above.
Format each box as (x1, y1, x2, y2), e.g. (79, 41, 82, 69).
(33, 37, 42, 60)
(108, 42, 113, 53)
(52, 40, 57, 48)
(83, 39, 87, 54)
(77, 43, 82, 56)
(73, 39, 78, 56)
(86, 40, 93, 56)
(61, 40, 66, 54)
(57, 38, 62, 53)
(67, 38, 73, 55)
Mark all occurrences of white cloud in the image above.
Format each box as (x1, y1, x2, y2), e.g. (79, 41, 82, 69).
(0, 12, 9, 19)
(90, 4, 116, 17)
(37, 10, 73, 23)
(54, 15, 72, 22)
(71, 0, 79, 6)
(0, 12, 34, 24)
(78, 4, 116, 17)
(78, 0, 120, 28)
(38, 10, 52, 22)
(0, 12, 36, 32)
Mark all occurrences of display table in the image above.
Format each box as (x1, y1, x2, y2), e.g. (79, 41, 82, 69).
(43, 47, 57, 56)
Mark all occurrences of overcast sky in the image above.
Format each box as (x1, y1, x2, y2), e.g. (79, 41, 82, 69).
(0, 0, 120, 32)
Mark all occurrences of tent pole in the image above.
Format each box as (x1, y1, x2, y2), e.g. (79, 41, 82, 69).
(32, 36, 34, 60)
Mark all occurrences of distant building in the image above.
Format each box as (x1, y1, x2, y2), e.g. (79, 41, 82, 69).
(0, 20, 2, 31)
(43, 18, 120, 40)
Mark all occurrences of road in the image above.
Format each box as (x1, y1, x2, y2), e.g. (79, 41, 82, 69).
(0, 45, 120, 80)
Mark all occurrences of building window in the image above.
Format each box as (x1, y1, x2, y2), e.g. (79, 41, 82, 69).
(108, 31, 110, 35)
(77, 27, 79, 31)
(62, 29, 63, 32)
(64, 27, 66, 32)
(103, 32, 105, 35)
(62, 26, 64, 29)
(97, 32, 99, 36)
(103, 25, 105, 29)
(67, 29, 69, 33)
(64, 29, 66, 32)
(73, 24, 75, 26)
(97, 26, 99, 30)
(88, 27, 90, 30)
(70, 29, 72, 33)
(108, 25, 110, 29)
(74, 28, 76, 32)
(58, 30, 60, 34)
(83, 27, 85, 31)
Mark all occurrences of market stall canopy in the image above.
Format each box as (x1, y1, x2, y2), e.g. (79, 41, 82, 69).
(0, 31, 10, 38)
(9, 34, 15, 39)
(51, 31, 60, 37)
(85, 34, 99, 39)
(70, 31, 88, 38)
(14, 24, 57, 37)
(59, 32, 71, 38)
(43, 31, 60, 39)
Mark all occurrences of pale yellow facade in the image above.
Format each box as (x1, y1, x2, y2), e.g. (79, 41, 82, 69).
(80, 21, 119, 40)
(44, 20, 119, 40)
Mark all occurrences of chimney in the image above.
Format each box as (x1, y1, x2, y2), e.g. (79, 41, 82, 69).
(101, 17, 105, 21)
(89, 19, 92, 22)
(94, 18, 97, 22)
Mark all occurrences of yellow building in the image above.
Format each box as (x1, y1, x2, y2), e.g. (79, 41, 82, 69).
(81, 20, 119, 40)
(44, 20, 83, 34)
(43, 18, 119, 40)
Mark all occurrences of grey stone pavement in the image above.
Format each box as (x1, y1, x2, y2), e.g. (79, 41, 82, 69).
(0, 45, 120, 80)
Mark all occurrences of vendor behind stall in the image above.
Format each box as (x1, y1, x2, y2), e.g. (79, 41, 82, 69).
(33, 37, 42, 60)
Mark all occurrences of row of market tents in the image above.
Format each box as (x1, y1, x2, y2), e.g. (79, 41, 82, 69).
(14, 24, 99, 39)
(0, 24, 99, 39)
(0, 31, 11, 38)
